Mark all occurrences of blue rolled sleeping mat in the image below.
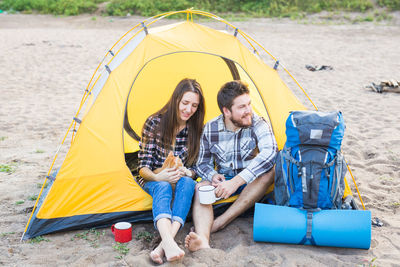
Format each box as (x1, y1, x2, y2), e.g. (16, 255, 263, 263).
(253, 203, 371, 249)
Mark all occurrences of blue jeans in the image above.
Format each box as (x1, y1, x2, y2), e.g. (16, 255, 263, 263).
(144, 176, 195, 228)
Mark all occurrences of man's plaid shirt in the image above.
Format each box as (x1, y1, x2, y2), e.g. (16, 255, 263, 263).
(138, 114, 189, 172)
(195, 114, 277, 184)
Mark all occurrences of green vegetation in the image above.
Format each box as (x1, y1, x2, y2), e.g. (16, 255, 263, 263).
(0, 163, 16, 174)
(374, 10, 393, 21)
(0, 232, 16, 237)
(378, 0, 400, 10)
(71, 228, 105, 248)
(28, 235, 50, 243)
(15, 200, 25, 205)
(106, 0, 189, 17)
(35, 149, 45, 153)
(37, 181, 49, 189)
(135, 230, 154, 242)
(99, 0, 376, 17)
(113, 242, 130, 259)
(0, 136, 7, 141)
(352, 14, 373, 23)
(28, 195, 38, 201)
(361, 257, 377, 267)
(0, 162, 17, 174)
(0, 0, 398, 17)
(0, 0, 105, 15)
(379, 176, 393, 181)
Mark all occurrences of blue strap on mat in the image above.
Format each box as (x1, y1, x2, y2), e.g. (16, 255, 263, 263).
(298, 211, 317, 245)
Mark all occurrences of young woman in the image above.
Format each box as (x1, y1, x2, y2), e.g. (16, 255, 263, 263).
(138, 78, 205, 264)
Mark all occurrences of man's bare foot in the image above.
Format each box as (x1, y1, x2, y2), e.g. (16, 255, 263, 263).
(162, 240, 184, 262)
(150, 243, 164, 264)
(184, 232, 210, 252)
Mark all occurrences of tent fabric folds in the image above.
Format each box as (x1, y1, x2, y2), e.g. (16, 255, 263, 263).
(23, 12, 307, 240)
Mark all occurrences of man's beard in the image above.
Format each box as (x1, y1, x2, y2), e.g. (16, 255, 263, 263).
(230, 114, 252, 128)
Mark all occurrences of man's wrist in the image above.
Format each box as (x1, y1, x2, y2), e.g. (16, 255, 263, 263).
(232, 175, 246, 187)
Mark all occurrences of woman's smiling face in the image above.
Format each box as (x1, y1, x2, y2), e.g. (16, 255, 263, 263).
(178, 91, 200, 123)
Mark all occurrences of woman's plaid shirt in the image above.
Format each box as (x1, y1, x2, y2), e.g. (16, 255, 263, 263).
(138, 114, 189, 172)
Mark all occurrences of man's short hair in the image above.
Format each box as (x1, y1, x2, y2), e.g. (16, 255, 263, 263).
(217, 80, 250, 113)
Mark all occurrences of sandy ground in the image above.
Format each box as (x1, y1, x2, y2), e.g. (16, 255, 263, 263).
(1, 14, 399, 266)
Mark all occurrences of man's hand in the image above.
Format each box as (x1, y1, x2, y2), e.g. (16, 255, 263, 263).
(214, 176, 246, 199)
(211, 174, 225, 187)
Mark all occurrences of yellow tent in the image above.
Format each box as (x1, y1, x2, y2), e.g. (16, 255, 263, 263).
(23, 10, 356, 240)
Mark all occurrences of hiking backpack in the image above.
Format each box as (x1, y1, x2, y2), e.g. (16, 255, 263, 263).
(274, 111, 347, 210)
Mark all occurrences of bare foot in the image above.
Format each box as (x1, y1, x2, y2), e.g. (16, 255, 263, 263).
(162, 240, 185, 262)
(150, 243, 164, 264)
(184, 232, 210, 252)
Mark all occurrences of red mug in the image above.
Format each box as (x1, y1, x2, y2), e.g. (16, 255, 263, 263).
(111, 222, 132, 243)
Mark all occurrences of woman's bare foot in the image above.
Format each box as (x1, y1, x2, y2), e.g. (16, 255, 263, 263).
(162, 239, 185, 262)
(150, 243, 164, 264)
(184, 232, 210, 252)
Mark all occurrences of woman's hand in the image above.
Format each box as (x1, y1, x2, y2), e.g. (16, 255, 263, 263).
(178, 166, 193, 178)
(155, 167, 181, 184)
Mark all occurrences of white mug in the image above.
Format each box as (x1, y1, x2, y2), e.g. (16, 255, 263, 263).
(198, 185, 222, 204)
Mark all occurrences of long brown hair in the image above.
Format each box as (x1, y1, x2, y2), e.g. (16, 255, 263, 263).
(144, 78, 205, 166)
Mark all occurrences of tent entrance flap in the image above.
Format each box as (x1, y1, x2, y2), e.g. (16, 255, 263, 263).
(123, 51, 269, 153)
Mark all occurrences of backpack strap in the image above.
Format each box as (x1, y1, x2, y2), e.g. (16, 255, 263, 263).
(283, 147, 308, 193)
(298, 211, 317, 245)
(321, 151, 345, 209)
(282, 147, 298, 194)
(324, 154, 337, 168)
(331, 152, 345, 208)
(280, 148, 293, 194)
(283, 147, 300, 166)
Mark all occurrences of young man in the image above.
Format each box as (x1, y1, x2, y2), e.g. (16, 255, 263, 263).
(185, 80, 278, 251)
